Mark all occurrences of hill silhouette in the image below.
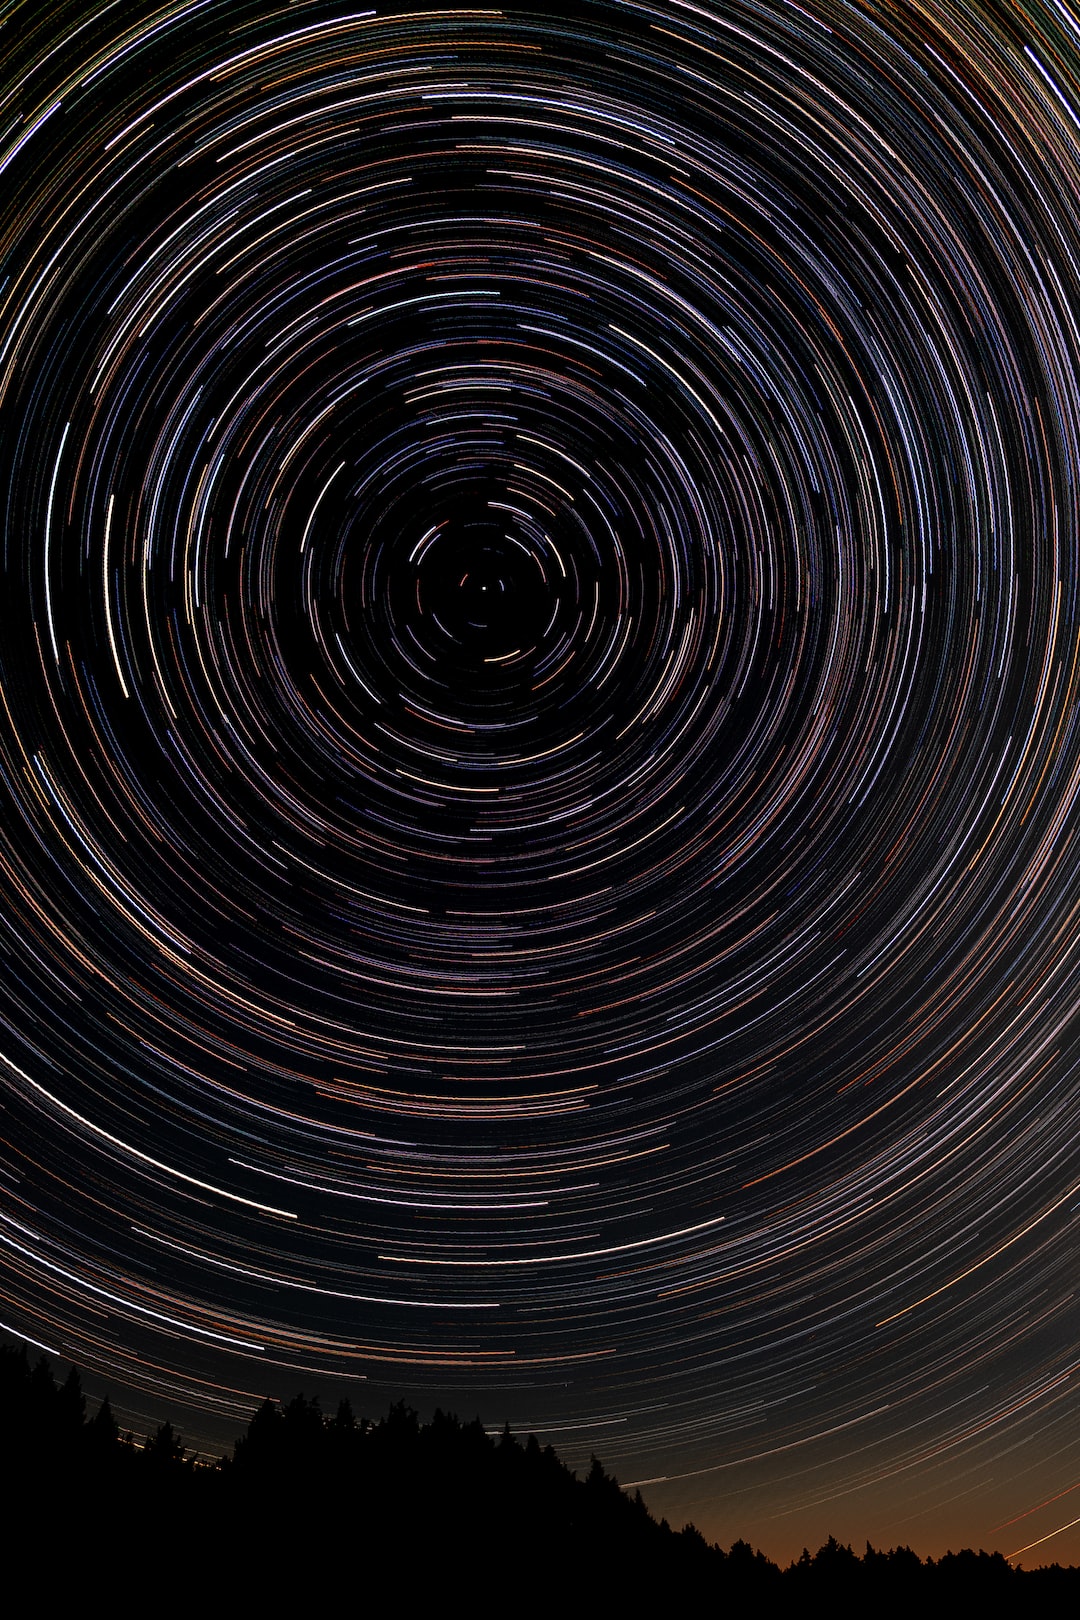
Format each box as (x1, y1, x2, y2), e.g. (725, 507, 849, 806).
(3, 1342, 1077, 1604)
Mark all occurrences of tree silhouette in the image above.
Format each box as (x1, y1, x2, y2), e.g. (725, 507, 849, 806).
(86, 1394, 120, 1461)
(0, 1344, 1078, 1599)
(142, 1419, 188, 1472)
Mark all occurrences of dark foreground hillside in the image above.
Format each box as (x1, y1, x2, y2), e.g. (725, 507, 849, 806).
(2, 1344, 1076, 1605)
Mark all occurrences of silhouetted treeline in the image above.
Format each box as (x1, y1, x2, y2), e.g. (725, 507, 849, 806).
(3, 1343, 1077, 1603)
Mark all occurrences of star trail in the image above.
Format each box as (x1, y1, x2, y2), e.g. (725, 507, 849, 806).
(3, 0, 1080, 1561)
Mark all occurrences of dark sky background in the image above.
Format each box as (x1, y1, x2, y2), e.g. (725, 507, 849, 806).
(3, 0, 1080, 1564)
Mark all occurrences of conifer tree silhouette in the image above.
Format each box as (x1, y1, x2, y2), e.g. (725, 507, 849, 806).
(142, 1419, 188, 1471)
(1, 1342, 1078, 1599)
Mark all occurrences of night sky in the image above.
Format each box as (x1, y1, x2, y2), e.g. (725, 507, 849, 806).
(4, 0, 1080, 1565)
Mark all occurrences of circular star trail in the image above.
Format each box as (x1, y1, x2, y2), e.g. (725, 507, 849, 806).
(4, 0, 1080, 1547)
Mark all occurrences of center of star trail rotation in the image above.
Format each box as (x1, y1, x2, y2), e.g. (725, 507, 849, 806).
(3, 0, 1080, 1554)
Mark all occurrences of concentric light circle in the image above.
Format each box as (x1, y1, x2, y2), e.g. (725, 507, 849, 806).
(3, 0, 1080, 1548)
